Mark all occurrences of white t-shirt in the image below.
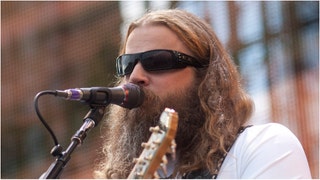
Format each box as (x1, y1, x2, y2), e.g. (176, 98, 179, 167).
(217, 123, 311, 178)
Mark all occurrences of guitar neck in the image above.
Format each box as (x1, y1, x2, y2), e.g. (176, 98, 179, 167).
(127, 108, 178, 179)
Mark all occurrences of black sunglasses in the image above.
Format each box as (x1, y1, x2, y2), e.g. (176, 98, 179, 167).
(116, 49, 205, 76)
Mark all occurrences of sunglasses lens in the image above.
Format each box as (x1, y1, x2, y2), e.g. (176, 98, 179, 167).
(116, 55, 137, 76)
(141, 51, 175, 71)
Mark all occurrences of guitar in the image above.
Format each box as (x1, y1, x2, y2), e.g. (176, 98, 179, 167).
(127, 108, 178, 179)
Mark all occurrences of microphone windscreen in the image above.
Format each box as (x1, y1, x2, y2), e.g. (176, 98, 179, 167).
(120, 83, 144, 109)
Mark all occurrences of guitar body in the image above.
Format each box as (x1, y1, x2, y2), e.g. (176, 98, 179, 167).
(128, 108, 178, 179)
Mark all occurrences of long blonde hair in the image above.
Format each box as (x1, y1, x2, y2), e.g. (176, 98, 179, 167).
(119, 9, 254, 175)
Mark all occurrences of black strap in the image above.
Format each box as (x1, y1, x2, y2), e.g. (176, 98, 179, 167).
(182, 125, 253, 179)
(182, 168, 212, 179)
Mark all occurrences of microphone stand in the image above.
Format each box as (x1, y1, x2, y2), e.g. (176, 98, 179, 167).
(39, 106, 106, 179)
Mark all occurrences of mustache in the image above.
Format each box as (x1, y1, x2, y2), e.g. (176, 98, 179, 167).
(137, 87, 162, 110)
(125, 88, 162, 120)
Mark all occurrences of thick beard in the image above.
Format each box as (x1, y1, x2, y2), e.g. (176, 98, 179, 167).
(96, 83, 205, 178)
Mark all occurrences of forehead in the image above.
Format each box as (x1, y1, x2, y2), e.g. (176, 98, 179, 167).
(125, 24, 191, 55)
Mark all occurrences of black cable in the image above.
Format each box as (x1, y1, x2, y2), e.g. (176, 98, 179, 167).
(34, 90, 59, 146)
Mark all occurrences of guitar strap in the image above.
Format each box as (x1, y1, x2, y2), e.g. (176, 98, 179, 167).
(181, 125, 253, 179)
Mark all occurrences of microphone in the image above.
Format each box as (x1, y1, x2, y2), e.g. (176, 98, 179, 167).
(55, 83, 144, 109)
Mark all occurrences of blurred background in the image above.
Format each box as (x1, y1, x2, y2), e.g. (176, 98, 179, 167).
(1, 1, 318, 178)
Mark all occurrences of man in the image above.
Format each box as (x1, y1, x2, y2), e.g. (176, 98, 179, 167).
(94, 9, 311, 178)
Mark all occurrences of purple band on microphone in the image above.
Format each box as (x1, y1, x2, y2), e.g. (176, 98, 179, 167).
(66, 89, 82, 100)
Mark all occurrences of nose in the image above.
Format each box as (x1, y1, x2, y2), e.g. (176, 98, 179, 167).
(127, 62, 150, 86)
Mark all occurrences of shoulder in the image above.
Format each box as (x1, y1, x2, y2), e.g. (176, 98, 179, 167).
(219, 123, 311, 178)
(236, 123, 306, 162)
(241, 123, 298, 143)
